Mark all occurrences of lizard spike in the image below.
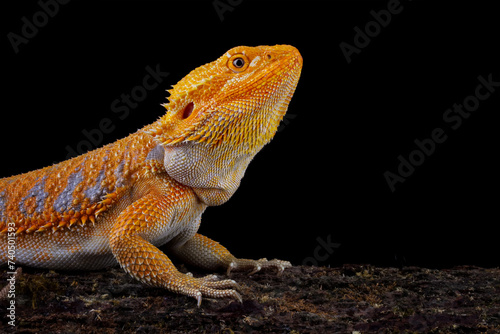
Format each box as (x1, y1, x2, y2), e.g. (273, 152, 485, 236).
(169, 137, 185, 145)
(95, 206, 107, 217)
(15, 226, 26, 235)
(81, 215, 88, 225)
(58, 220, 68, 228)
(189, 134, 202, 141)
(69, 218, 78, 227)
(26, 225, 38, 234)
(36, 223, 53, 233)
(100, 198, 113, 206)
(89, 215, 96, 225)
(70, 218, 78, 226)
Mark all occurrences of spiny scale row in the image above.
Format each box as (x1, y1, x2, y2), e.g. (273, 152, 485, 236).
(0, 192, 120, 235)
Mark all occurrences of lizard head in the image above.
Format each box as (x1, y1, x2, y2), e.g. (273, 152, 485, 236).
(147, 45, 302, 205)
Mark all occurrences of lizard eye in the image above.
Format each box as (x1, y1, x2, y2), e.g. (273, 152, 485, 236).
(233, 58, 245, 68)
(228, 54, 249, 73)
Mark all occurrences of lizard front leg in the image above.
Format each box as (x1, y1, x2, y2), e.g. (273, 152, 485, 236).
(109, 193, 241, 307)
(171, 233, 292, 276)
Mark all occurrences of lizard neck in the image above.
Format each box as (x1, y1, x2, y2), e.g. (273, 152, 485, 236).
(162, 142, 258, 206)
(191, 153, 254, 206)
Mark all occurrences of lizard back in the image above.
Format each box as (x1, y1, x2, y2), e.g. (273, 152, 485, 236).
(0, 132, 158, 235)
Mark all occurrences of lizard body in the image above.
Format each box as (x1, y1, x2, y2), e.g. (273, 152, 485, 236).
(0, 45, 302, 305)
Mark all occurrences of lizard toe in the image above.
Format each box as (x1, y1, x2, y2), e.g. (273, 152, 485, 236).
(184, 275, 242, 307)
(264, 259, 292, 276)
(199, 286, 242, 305)
(226, 257, 292, 276)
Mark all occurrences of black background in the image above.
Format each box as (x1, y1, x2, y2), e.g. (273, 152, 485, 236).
(2, 1, 499, 268)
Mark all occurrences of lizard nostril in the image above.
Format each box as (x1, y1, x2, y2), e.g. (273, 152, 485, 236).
(182, 102, 194, 119)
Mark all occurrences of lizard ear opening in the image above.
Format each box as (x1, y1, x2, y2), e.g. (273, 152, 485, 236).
(182, 102, 194, 119)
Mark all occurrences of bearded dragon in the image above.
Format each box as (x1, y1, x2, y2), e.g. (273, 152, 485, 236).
(0, 45, 302, 306)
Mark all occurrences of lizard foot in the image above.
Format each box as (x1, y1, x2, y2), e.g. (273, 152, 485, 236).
(173, 272, 242, 307)
(226, 258, 292, 276)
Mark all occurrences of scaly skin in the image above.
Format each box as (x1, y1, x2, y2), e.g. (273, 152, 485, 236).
(0, 45, 302, 306)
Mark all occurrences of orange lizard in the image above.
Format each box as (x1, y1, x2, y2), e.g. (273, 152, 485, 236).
(0, 45, 302, 306)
